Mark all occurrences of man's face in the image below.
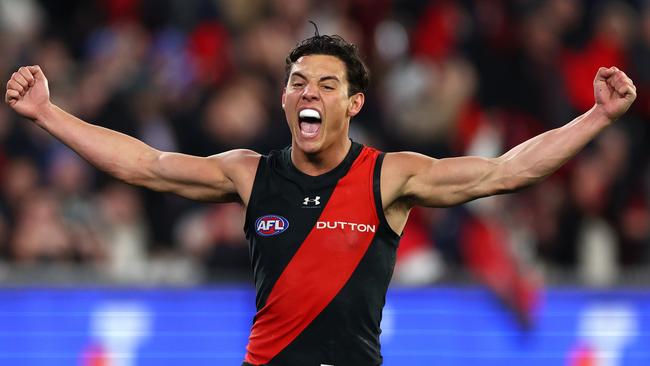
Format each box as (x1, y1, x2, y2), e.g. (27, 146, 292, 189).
(282, 54, 364, 155)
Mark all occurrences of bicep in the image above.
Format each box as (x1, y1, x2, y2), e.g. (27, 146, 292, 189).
(145, 149, 258, 203)
(397, 153, 511, 207)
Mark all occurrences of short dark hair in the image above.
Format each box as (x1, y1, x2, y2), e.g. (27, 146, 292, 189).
(285, 33, 370, 96)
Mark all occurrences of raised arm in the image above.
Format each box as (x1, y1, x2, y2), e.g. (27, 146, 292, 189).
(5, 65, 259, 204)
(382, 67, 636, 231)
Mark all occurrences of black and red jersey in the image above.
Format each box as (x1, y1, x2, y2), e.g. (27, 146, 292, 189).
(243, 141, 400, 366)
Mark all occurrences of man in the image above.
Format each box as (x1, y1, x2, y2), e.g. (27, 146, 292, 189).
(5, 34, 636, 365)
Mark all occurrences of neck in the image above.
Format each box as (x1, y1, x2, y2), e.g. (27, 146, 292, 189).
(291, 138, 352, 176)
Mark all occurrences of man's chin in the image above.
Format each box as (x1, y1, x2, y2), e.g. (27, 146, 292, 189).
(294, 137, 323, 155)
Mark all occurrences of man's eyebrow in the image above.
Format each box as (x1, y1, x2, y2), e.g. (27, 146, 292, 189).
(289, 72, 307, 80)
(289, 72, 340, 83)
(319, 75, 340, 83)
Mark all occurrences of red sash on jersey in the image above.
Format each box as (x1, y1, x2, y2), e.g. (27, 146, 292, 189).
(245, 147, 380, 365)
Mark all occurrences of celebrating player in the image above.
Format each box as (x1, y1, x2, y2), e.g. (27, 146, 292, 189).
(5, 32, 636, 365)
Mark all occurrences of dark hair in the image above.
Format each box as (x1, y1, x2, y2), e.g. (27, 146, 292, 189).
(285, 30, 369, 96)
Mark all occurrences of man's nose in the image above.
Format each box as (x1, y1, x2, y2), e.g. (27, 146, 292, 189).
(302, 83, 320, 101)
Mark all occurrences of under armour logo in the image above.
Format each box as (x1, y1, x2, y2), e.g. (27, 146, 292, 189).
(303, 196, 321, 206)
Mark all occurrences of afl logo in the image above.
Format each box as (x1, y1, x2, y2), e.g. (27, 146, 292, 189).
(255, 215, 289, 236)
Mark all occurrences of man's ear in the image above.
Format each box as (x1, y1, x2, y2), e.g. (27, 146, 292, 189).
(281, 87, 287, 109)
(347, 93, 365, 117)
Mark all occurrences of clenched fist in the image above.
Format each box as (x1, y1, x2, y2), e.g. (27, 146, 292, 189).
(5, 65, 51, 121)
(594, 66, 637, 121)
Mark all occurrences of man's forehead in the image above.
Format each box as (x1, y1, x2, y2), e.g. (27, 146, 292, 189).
(289, 55, 346, 79)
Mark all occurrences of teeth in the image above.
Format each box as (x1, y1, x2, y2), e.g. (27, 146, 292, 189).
(299, 109, 321, 120)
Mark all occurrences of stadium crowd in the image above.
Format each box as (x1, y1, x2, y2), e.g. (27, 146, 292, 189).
(0, 0, 648, 289)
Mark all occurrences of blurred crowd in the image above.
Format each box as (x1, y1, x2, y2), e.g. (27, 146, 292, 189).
(0, 0, 648, 286)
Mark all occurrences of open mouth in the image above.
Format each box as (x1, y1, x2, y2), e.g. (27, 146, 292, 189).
(298, 109, 322, 138)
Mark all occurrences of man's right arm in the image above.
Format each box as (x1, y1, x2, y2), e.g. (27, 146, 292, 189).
(6, 65, 260, 204)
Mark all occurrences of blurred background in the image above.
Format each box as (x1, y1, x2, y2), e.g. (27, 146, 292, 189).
(0, 0, 648, 365)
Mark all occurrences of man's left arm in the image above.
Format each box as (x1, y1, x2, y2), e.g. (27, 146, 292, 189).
(384, 67, 637, 210)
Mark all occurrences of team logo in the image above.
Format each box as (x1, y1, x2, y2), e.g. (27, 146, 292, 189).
(255, 215, 289, 236)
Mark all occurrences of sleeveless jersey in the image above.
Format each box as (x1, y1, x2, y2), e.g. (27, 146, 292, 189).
(242, 141, 400, 366)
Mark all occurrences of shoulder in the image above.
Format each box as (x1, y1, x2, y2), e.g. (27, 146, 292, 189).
(380, 151, 443, 207)
(379, 152, 424, 206)
(207, 149, 262, 205)
(206, 148, 261, 186)
(208, 149, 261, 169)
(383, 151, 437, 177)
